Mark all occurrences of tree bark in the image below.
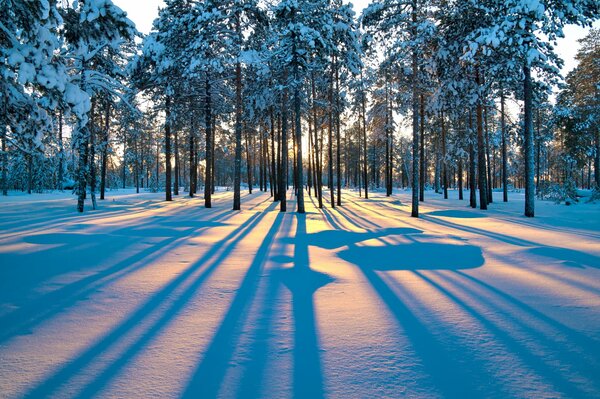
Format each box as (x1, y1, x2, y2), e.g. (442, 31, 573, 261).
(501, 90, 508, 202)
(100, 102, 109, 199)
(280, 83, 289, 212)
(523, 65, 535, 217)
(165, 95, 172, 202)
(419, 93, 425, 202)
(204, 76, 212, 208)
(294, 51, 305, 213)
(233, 27, 243, 210)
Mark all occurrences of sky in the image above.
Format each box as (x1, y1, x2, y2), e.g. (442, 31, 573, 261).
(113, 0, 596, 77)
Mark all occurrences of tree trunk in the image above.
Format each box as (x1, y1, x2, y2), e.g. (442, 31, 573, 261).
(100, 103, 109, 199)
(233, 46, 243, 209)
(441, 110, 448, 199)
(174, 129, 179, 196)
(76, 66, 89, 212)
(89, 101, 97, 209)
(270, 108, 277, 199)
(311, 74, 323, 208)
(189, 114, 195, 198)
(294, 54, 305, 213)
(419, 93, 425, 202)
(58, 109, 64, 191)
(501, 90, 508, 202)
(361, 73, 369, 199)
(328, 65, 335, 208)
(476, 68, 488, 210)
(204, 76, 213, 208)
(458, 158, 463, 200)
(165, 95, 172, 202)
(335, 58, 341, 207)
(469, 111, 477, 209)
(485, 105, 493, 203)
(246, 125, 253, 194)
(1, 113, 7, 196)
(523, 65, 535, 217)
(280, 83, 289, 212)
(411, 3, 419, 218)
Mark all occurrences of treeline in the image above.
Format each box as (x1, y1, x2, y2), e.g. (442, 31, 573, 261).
(1, 0, 598, 217)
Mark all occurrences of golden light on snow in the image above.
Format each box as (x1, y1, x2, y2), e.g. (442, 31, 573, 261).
(0, 189, 599, 398)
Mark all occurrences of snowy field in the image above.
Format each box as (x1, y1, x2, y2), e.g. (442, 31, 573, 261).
(0, 188, 599, 398)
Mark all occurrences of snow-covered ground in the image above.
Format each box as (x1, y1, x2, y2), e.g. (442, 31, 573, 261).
(0, 188, 599, 398)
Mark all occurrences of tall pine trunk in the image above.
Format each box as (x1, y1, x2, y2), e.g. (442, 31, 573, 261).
(233, 33, 243, 210)
(501, 90, 508, 202)
(311, 74, 323, 208)
(89, 101, 97, 210)
(469, 111, 477, 209)
(165, 95, 172, 202)
(328, 66, 335, 208)
(335, 58, 341, 207)
(204, 76, 213, 208)
(441, 110, 448, 199)
(100, 103, 109, 199)
(411, 4, 419, 217)
(419, 93, 425, 202)
(174, 129, 179, 196)
(523, 65, 535, 217)
(361, 73, 369, 199)
(476, 70, 487, 210)
(280, 84, 289, 212)
(294, 51, 305, 213)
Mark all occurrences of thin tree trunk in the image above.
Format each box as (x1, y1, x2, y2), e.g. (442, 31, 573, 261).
(76, 65, 89, 212)
(523, 65, 535, 217)
(204, 76, 212, 208)
(469, 111, 477, 209)
(246, 125, 253, 194)
(280, 83, 289, 212)
(100, 102, 109, 199)
(311, 74, 323, 208)
(411, 4, 419, 218)
(361, 72, 368, 199)
(294, 49, 305, 213)
(89, 101, 97, 209)
(458, 158, 464, 200)
(328, 64, 335, 208)
(165, 95, 172, 202)
(419, 93, 425, 202)
(189, 114, 195, 198)
(270, 108, 277, 199)
(174, 129, 179, 196)
(476, 68, 488, 210)
(441, 110, 448, 199)
(335, 58, 341, 207)
(485, 105, 493, 203)
(233, 34, 243, 210)
(501, 90, 508, 202)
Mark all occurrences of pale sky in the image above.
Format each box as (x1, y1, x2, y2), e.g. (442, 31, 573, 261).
(113, 0, 596, 77)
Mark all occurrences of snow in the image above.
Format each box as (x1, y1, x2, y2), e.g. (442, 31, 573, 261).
(0, 189, 599, 398)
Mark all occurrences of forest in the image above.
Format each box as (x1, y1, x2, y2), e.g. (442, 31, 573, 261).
(1, 0, 598, 217)
(2, 1, 600, 398)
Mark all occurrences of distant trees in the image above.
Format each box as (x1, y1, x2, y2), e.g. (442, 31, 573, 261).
(1, 0, 598, 216)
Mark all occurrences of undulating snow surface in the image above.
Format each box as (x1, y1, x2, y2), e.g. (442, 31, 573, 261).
(0, 189, 599, 398)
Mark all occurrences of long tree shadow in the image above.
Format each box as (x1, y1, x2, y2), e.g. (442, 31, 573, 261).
(315, 205, 492, 397)
(357, 198, 600, 273)
(0, 199, 253, 344)
(23, 200, 278, 399)
(180, 211, 285, 398)
(451, 270, 600, 355)
(234, 213, 296, 398)
(275, 213, 333, 399)
(415, 270, 600, 397)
